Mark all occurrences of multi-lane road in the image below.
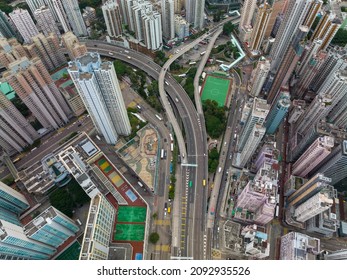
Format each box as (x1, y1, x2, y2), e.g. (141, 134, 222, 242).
(81, 14, 241, 260)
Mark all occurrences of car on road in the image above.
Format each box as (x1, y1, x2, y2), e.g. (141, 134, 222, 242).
(164, 202, 168, 210)
(127, 56, 131, 59)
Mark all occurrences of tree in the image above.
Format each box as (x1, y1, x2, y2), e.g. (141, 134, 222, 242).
(203, 99, 227, 138)
(331, 29, 347, 47)
(0, 2, 13, 14)
(114, 60, 127, 76)
(49, 188, 74, 217)
(149, 232, 160, 244)
(223, 22, 235, 36)
(155, 50, 166, 60)
(213, 10, 221, 22)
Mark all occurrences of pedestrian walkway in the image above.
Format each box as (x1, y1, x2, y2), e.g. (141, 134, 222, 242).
(154, 245, 170, 252)
(154, 219, 171, 226)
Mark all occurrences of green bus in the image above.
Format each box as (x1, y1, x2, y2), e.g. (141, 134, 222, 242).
(189, 181, 193, 188)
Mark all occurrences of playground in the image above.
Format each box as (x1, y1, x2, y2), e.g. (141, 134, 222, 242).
(98, 158, 113, 174)
(117, 206, 147, 223)
(114, 223, 145, 242)
(201, 75, 231, 107)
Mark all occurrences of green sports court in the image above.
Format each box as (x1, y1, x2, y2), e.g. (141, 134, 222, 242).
(98, 158, 113, 173)
(117, 206, 147, 223)
(201, 75, 231, 106)
(114, 223, 145, 241)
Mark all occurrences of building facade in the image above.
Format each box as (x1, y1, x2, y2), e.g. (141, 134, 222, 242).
(280, 231, 320, 260)
(79, 194, 116, 260)
(292, 136, 334, 177)
(61, 31, 88, 60)
(161, 0, 175, 40)
(68, 52, 131, 144)
(0, 219, 56, 260)
(25, 33, 66, 72)
(34, 6, 61, 37)
(238, 98, 269, 151)
(24, 206, 79, 248)
(174, 15, 189, 40)
(102, 0, 123, 38)
(9, 9, 39, 44)
(250, 58, 270, 97)
(3, 57, 71, 130)
(0, 90, 38, 153)
(265, 87, 290, 134)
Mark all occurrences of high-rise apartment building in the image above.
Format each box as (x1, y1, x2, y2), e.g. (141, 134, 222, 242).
(293, 42, 327, 99)
(68, 52, 131, 144)
(24, 33, 66, 72)
(267, 25, 308, 104)
(306, 206, 339, 237)
(3, 57, 71, 130)
(287, 173, 332, 207)
(34, 6, 61, 37)
(294, 95, 331, 137)
(249, 3, 272, 51)
(239, 0, 257, 43)
(142, 9, 162, 50)
(265, 87, 290, 134)
(269, 0, 322, 73)
(238, 98, 269, 151)
(161, 0, 175, 40)
(238, 124, 266, 168)
(311, 11, 341, 52)
(0, 181, 29, 215)
(314, 140, 347, 186)
(265, 0, 286, 38)
(61, 31, 87, 60)
(317, 71, 347, 121)
(309, 47, 347, 93)
(52, 0, 88, 36)
(186, 0, 204, 30)
(0, 219, 57, 260)
(249, 58, 270, 97)
(130, 1, 163, 50)
(292, 136, 334, 177)
(174, 15, 189, 40)
(79, 194, 116, 260)
(254, 141, 279, 172)
(24, 206, 79, 248)
(235, 162, 277, 224)
(0, 181, 29, 226)
(0, 90, 38, 153)
(0, 37, 27, 69)
(293, 186, 334, 222)
(119, 0, 133, 29)
(102, 0, 123, 38)
(0, 11, 17, 39)
(241, 225, 270, 259)
(280, 232, 320, 260)
(9, 9, 39, 44)
(26, 0, 45, 14)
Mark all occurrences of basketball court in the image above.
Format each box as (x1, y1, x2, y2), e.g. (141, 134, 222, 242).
(201, 75, 231, 106)
(109, 171, 124, 187)
(114, 224, 145, 241)
(98, 158, 113, 173)
(117, 206, 146, 223)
